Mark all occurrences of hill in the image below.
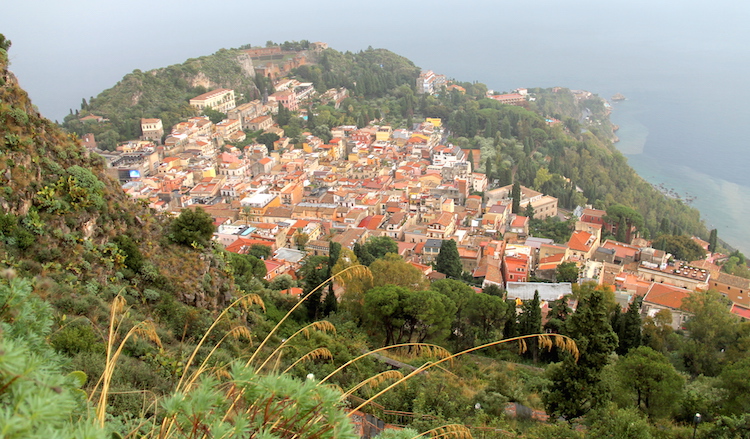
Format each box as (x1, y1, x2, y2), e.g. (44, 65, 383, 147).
(4, 35, 749, 439)
(61, 48, 260, 149)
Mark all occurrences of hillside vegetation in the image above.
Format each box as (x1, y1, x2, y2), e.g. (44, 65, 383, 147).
(3, 34, 748, 439)
(62, 48, 260, 148)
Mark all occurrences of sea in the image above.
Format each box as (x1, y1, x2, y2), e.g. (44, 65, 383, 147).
(4, 1, 749, 253)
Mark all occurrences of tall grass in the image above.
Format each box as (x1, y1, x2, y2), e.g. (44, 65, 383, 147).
(88, 265, 578, 438)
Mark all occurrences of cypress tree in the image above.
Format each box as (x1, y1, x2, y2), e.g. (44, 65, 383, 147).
(708, 228, 718, 253)
(435, 239, 462, 279)
(616, 297, 643, 355)
(323, 241, 342, 316)
(518, 291, 542, 363)
(511, 182, 521, 214)
(544, 285, 618, 420)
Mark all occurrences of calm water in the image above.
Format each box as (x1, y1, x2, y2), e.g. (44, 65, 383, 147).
(4, 1, 749, 252)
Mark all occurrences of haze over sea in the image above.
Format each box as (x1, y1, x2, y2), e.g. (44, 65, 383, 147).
(4, 0, 750, 253)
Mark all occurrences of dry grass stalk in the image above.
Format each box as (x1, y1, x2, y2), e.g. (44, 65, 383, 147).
(347, 333, 579, 415)
(318, 342, 451, 385)
(413, 424, 473, 439)
(341, 370, 404, 398)
(517, 338, 527, 355)
(91, 294, 162, 427)
(182, 325, 254, 391)
(246, 265, 370, 370)
(219, 266, 373, 426)
(282, 347, 333, 374)
(255, 320, 336, 373)
(174, 292, 263, 393)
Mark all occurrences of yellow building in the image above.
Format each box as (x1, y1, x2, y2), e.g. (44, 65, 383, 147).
(425, 117, 442, 128)
(189, 88, 236, 114)
(375, 126, 393, 142)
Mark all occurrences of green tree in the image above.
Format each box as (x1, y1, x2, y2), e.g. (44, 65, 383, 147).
(502, 298, 520, 340)
(293, 228, 309, 250)
(299, 255, 329, 321)
(605, 204, 644, 243)
(518, 291, 543, 363)
(613, 346, 685, 418)
(363, 285, 455, 346)
(511, 182, 521, 214)
(556, 261, 579, 283)
(276, 102, 292, 126)
(352, 242, 375, 266)
(615, 297, 643, 356)
(586, 405, 652, 439)
(681, 290, 739, 376)
(524, 203, 535, 220)
(718, 357, 750, 415)
(652, 234, 706, 262)
(483, 283, 504, 297)
(708, 228, 718, 253)
(168, 207, 216, 247)
(434, 239, 462, 279)
(363, 236, 398, 260)
(257, 132, 280, 152)
(466, 292, 508, 344)
(247, 243, 272, 259)
(323, 241, 342, 316)
(331, 248, 372, 320)
(202, 108, 226, 124)
(228, 252, 266, 290)
(641, 309, 674, 354)
(544, 284, 618, 421)
(544, 297, 572, 334)
(370, 254, 428, 290)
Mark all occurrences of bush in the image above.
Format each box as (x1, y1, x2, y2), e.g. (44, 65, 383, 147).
(168, 207, 215, 247)
(50, 321, 104, 355)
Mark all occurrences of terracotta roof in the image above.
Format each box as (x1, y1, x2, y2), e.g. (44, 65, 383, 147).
(643, 283, 691, 310)
(279, 287, 303, 297)
(432, 212, 454, 227)
(567, 231, 594, 252)
(539, 253, 566, 265)
(511, 215, 529, 228)
(731, 304, 750, 319)
(225, 237, 274, 254)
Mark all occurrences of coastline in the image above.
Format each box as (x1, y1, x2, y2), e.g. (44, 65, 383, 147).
(609, 97, 750, 254)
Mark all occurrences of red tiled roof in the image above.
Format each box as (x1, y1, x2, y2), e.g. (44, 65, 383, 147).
(511, 215, 528, 228)
(567, 231, 594, 252)
(643, 283, 692, 310)
(225, 237, 274, 254)
(731, 304, 750, 319)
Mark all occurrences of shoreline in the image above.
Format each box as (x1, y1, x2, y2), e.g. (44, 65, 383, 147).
(607, 97, 750, 254)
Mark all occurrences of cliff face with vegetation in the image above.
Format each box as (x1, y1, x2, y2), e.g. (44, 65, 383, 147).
(0, 37, 259, 424)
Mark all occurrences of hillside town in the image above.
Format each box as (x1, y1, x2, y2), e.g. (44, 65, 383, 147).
(82, 58, 750, 335)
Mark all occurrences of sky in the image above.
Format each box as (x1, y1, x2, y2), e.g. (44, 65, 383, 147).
(3, 0, 749, 121)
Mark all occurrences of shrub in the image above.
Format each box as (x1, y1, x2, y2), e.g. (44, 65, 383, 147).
(168, 207, 215, 247)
